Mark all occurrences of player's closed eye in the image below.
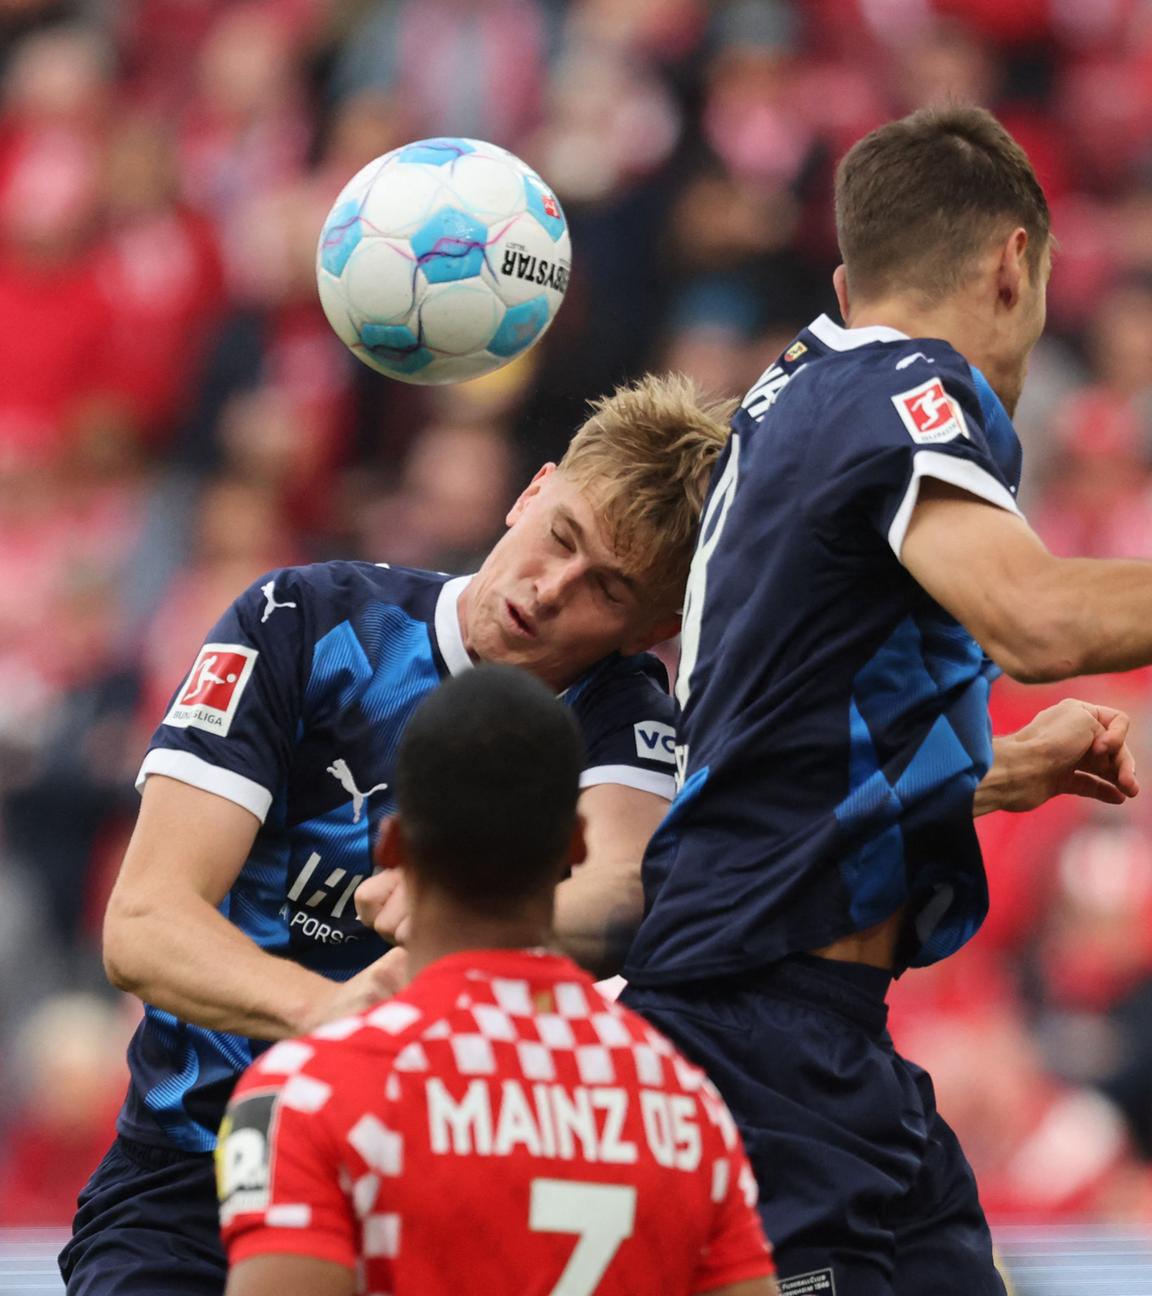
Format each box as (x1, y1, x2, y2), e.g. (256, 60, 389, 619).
(550, 526, 576, 553)
(595, 575, 624, 605)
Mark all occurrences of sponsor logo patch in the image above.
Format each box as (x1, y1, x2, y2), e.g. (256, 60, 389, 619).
(892, 377, 968, 444)
(634, 721, 677, 766)
(498, 247, 570, 292)
(216, 1089, 278, 1223)
(779, 1268, 836, 1295)
(164, 644, 258, 736)
(784, 341, 808, 361)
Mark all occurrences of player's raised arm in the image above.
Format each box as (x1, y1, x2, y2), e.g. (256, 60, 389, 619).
(553, 781, 667, 977)
(103, 776, 407, 1038)
(902, 480, 1152, 682)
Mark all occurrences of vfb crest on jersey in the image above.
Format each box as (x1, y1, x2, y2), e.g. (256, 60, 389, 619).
(892, 378, 969, 444)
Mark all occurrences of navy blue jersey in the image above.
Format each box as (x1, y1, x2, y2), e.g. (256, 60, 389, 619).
(123, 562, 676, 1152)
(624, 315, 1023, 987)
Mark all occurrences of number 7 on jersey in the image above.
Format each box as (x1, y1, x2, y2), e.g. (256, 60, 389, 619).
(529, 1179, 637, 1296)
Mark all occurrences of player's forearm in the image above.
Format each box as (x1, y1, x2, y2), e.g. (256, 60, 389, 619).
(103, 890, 337, 1039)
(1000, 557, 1152, 681)
(974, 735, 1033, 816)
(553, 857, 645, 979)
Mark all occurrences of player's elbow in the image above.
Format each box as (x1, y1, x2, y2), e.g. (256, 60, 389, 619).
(102, 887, 157, 994)
(984, 604, 1087, 683)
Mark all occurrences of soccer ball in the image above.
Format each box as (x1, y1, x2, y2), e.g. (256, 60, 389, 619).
(316, 138, 571, 386)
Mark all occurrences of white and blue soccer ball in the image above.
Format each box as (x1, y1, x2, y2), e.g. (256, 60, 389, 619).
(316, 137, 571, 386)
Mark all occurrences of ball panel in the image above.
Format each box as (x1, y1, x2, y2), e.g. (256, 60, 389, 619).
(394, 138, 477, 167)
(359, 163, 445, 241)
(418, 281, 505, 357)
(316, 270, 361, 349)
(411, 207, 489, 284)
(358, 323, 435, 376)
(342, 240, 417, 323)
(486, 211, 571, 308)
(523, 174, 568, 243)
(488, 295, 551, 358)
(317, 199, 364, 277)
(441, 153, 528, 222)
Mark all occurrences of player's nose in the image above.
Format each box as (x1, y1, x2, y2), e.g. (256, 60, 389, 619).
(534, 559, 581, 610)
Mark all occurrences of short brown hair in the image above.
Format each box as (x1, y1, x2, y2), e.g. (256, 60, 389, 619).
(835, 104, 1050, 302)
(559, 373, 733, 613)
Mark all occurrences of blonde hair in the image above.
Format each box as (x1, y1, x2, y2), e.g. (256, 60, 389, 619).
(558, 373, 734, 613)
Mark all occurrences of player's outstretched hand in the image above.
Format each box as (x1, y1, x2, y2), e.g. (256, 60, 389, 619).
(354, 868, 412, 945)
(990, 698, 1139, 813)
(302, 946, 410, 1033)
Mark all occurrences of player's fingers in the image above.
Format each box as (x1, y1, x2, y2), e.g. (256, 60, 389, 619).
(374, 878, 411, 941)
(1091, 710, 1131, 755)
(1114, 744, 1139, 797)
(354, 868, 403, 925)
(1065, 770, 1128, 805)
(394, 914, 412, 945)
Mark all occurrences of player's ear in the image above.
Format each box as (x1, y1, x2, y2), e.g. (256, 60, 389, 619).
(833, 264, 850, 321)
(621, 612, 681, 657)
(995, 227, 1028, 311)
(506, 463, 556, 527)
(373, 815, 407, 870)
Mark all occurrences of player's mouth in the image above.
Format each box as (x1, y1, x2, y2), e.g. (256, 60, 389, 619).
(504, 599, 537, 639)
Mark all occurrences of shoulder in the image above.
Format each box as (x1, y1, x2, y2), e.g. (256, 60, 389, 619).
(566, 652, 670, 711)
(257, 561, 451, 614)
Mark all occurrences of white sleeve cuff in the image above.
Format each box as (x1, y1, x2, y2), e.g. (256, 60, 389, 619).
(888, 451, 1023, 561)
(579, 764, 676, 801)
(136, 749, 274, 823)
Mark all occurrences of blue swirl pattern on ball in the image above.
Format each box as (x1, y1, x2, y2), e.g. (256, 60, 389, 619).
(394, 138, 477, 167)
(411, 208, 489, 284)
(359, 323, 434, 374)
(489, 296, 551, 358)
(318, 199, 364, 277)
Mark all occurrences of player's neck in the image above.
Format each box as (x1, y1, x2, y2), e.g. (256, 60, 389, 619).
(406, 895, 557, 980)
(843, 296, 1013, 407)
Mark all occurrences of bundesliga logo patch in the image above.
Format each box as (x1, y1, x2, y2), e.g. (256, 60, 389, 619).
(891, 377, 969, 444)
(164, 643, 258, 736)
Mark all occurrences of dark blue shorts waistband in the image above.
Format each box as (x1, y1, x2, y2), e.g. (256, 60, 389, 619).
(746, 953, 892, 1036)
(117, 1134, 211, 1169)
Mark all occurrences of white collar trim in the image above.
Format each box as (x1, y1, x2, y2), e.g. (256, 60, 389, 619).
(808, 313, 908, 351)
(434, 575, 475, 677)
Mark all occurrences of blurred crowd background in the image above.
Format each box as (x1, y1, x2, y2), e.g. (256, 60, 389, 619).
(0, 0, 1150, 1237)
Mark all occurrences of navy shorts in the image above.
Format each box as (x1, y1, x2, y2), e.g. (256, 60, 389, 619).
(59, 1136, 226, 1296)
(623, 955, 1005, 1296)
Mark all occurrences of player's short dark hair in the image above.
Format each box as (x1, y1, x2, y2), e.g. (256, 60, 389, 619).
(835, 104, 1050, 302)
(395, 665, 584, 910)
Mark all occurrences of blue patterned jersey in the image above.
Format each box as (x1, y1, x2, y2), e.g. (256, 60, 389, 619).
(624, 315, 1023, 987)
(122, 563, 676, 1151)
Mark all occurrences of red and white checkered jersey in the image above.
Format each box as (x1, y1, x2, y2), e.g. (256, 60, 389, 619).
(218, 949, 774, 1294)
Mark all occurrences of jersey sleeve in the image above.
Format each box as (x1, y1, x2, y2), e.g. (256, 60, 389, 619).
(567, 654, 677, 801)
(811, 355, 1023, 564)
(135, 568, 311, 821)
(217, 1047, 360, 1272)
